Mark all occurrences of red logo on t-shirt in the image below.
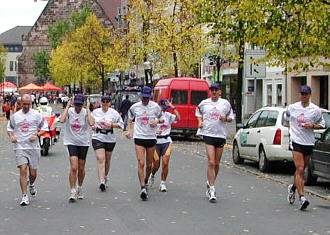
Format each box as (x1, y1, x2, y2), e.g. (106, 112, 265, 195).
(139, 111, 149, 125)
(71, 118, 82, 132)
(210, 107, 220, 121)
(20, 119, 29, 133)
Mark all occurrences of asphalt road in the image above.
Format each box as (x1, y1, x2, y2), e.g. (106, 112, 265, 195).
(0, 116, 330, 235)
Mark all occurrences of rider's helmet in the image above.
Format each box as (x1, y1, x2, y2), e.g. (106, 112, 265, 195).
(40, 97, 48, 106)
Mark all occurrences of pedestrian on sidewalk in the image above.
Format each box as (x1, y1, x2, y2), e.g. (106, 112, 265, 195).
(125, 86, 163, 201)
(196, 82, 234, 202)
(148, 98, 180, 192)
(91, 95, 123, 192)
(285, 85, 325, 210)
(7, 94, 48, 206)
(119, 95, 132, 131)
(60, 94, 94, 202)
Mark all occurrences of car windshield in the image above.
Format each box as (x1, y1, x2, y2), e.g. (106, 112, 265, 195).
(322, 112, 330, 128)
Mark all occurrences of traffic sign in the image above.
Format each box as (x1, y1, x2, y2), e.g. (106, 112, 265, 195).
(245, 49, 266, 78)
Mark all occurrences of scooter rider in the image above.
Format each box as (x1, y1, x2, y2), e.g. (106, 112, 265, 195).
(36, 97, 53, 117)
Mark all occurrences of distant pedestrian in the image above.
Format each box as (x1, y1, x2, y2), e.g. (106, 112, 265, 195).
(285, 85, 325, 210)
(148, 99, 180, 192)
(60, 94, 94, 202)
(119, 95, 132, 131)
(125, 86, 163, 201)
(91, 95, 123, 192)
(196, 82, 234, 202)
(7, 94, 47, 206)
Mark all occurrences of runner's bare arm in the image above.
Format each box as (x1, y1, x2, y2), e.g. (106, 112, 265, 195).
(60, 97, 73, 123)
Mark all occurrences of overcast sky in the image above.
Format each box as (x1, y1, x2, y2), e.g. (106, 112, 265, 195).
(0, 0, 48, 34)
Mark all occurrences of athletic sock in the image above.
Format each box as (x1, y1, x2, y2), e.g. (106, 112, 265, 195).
(299, 195, 304, 199)
(210, 186, 215, 191)
(161, 180, 166, 184)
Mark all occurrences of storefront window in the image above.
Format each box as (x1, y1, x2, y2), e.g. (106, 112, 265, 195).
(267, 84, 272, 106)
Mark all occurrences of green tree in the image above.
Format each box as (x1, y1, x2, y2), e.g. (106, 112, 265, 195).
(0, 43, 6, 85)
(31, 50, 50, 85)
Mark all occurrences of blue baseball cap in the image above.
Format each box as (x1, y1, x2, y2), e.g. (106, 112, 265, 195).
(73, 94, 85, 104)
(101, 95, 111, 101)
(160, 98, 169, 109)
(210, 82, 221, 90)
(300, 85, 311, 94)
(140, 86, 152, 98)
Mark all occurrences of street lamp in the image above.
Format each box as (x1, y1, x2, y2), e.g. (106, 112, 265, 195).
(143, 59, 152, 86)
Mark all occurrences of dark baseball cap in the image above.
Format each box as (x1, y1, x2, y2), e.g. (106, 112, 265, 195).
(210, 82, 221, 90)
(300, 85, 311, 94)
(160, 98, 169, 109)
(140, 86, 152, 98)
(73, 94, 85, 104)
(101, 95, 111, 101)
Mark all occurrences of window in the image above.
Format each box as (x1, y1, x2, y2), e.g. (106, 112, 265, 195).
(191, 90, 207, 105)
(321, 112, 330, 128)
(153, 89, 160, 102)
(276, 84, 282, 106)
(9, 61, 14, 71)
(256, 111, 269, 127)
(171, 90, 187, 105)
(246, 111, 261, 128)
(267, 84, 272, 106)
(265, 111, 278, 126)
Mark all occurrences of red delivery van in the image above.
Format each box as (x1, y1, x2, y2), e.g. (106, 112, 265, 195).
(153, 77, 210, 136)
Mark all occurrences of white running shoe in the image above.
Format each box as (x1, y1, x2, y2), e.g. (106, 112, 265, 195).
(287, 184, 296, 204)
(140, 188, 148, 201)
(20, 195, 29, 206)
(29, 184, 37, 197)
(159, 183, 167, 192)
(209, 188, 217, 202)
(77, 186, 84, 200)
(299, 196, 310, 210)
(147, 174, 155, 188)
(206, 181, 211, 197)
(69, 190, 77, 202)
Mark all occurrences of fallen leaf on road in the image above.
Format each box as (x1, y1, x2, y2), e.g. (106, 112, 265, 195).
(170, 221, 176, 224)
(243, 229, 249, 232)
(79, 225, 85, 229)
(182, 211, 189, 215)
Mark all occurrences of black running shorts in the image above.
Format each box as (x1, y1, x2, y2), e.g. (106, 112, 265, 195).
(203, 136, 226, 148)
(67, 145, 89, 160)
(289, 141, 313, 156)
(92, 139, 116, 152)
(134, 138, 157, 149)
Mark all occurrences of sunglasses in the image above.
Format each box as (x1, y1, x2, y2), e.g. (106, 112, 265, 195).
(102, 100, 110, 103)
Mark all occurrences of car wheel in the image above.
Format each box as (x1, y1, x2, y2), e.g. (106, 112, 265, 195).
(233, 142, 244, 164)
(304, 165, 318, 186)
(258, 146, 270, 172)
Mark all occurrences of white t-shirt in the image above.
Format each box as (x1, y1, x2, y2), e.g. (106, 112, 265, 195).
(195, 98, 235, 138)
(63, 107, 91, 146)
(156, 111, 177, 144)
(128, 101, 163, 139)
(7, 109, 47, 150)
(92, 108, 124, 143)
(285, 102, 325, 146)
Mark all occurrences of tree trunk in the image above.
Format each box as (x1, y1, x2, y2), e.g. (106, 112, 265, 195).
(236, 38, 245, 124)
(173, 52, 178, 77)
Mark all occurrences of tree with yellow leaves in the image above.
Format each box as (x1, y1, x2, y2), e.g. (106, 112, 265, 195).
(0, 43, 6, 85)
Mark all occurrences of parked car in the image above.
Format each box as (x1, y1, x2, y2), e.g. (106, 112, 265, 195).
(153, 77, 210, 136)
(305, 127, 330, 185)
(232, 107, 292, 172)
(86, 94, 102, 111)
(314, 109, 330, 135)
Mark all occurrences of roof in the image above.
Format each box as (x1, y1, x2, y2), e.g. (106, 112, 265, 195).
(97, 0, 122, 27)
(0, 26, 32, 45)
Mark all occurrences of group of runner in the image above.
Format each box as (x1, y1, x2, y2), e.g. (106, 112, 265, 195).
(7, 84, 325, 211)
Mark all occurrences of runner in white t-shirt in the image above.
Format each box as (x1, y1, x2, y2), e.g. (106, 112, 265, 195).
(7, 94, 47, 206)
(60, 94, 94, 202)
(195, 82, 234, 202)
(285, 85, 325, 211)
(147, 99, 180, 192)
(125, 86, 163, 201)
(91, 95, 124, 192)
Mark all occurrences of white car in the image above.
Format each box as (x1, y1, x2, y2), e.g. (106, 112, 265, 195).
(232, 107, 291, 172)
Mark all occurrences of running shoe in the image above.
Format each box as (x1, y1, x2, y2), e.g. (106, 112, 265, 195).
(287, 184, 296, 204)
(147, 174, 155, 188)
(140, 188, 148, 201)
(77, 186, 84, 200)
(206, 181, 211, 198)
(99, 180, 106, 192)
(159, 183, 167, 192)
(29, 184, 37, 197)
(20, 195, 29, 206)
(69, 190, 77, 202)
(299, 196, 310, 211)
(209, 188, 217, 202)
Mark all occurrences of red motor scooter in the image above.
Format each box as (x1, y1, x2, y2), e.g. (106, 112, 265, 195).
(38, 114, 60, 156)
